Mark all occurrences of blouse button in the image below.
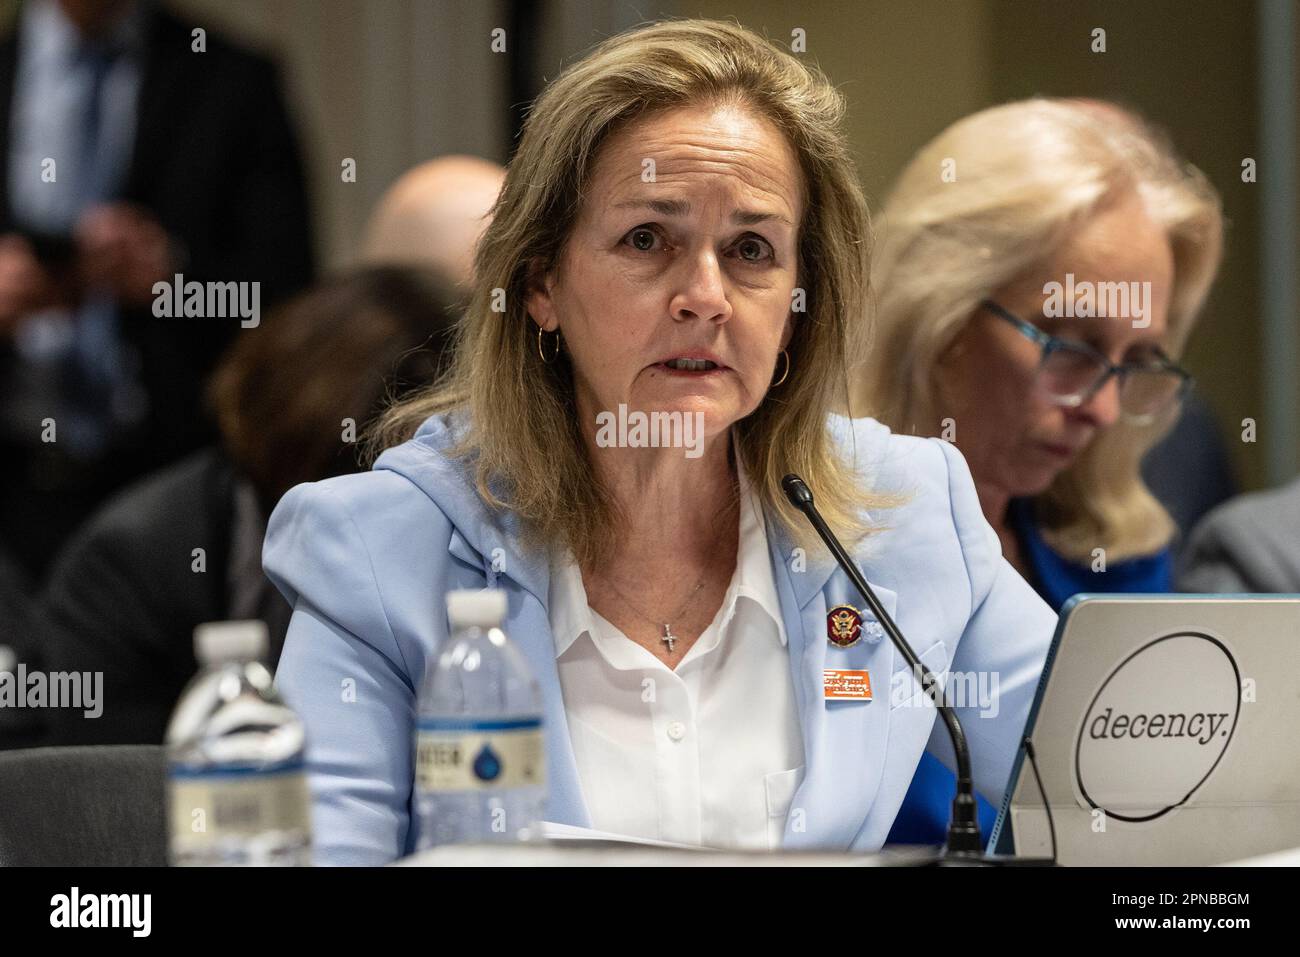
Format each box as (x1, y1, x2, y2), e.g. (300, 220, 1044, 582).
(666, 721, 686, 742)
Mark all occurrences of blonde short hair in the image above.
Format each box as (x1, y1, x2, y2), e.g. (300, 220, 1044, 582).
(370, 19, 887, 568)
(858, 98, 1223, 562)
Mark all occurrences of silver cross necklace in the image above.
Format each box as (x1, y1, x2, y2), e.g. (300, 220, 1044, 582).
(599, 576, 709, 654)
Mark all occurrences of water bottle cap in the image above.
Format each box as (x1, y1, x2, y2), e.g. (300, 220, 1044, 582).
(194, 620, 268, 664)
(446, 589, 507, 627)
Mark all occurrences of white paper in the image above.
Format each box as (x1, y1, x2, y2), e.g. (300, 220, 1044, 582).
(538, 821, 703, 850)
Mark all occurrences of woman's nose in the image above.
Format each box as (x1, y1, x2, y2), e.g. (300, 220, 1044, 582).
(1072, 373, 1123, 429)
(671, 250, 731, 323)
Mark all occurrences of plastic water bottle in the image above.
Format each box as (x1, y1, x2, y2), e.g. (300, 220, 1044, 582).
(415, 589, 545, 848)
(165, 621, 311, 866)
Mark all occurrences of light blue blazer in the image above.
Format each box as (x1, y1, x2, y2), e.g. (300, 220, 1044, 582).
(263, 412, 1056, 865)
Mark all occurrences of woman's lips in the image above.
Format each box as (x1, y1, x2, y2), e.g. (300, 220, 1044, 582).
(1039, 441, 1079, 460)
(653, 362, 728, 378)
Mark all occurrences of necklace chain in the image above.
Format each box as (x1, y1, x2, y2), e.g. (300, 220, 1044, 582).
(600, 574, 708, 635)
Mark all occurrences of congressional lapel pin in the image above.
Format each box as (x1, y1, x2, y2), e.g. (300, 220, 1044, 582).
(824, 669, 873, 700)
(826, 604, 863, 649)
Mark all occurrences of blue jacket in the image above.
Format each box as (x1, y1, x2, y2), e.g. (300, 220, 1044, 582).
(263, 412, 1056, 864)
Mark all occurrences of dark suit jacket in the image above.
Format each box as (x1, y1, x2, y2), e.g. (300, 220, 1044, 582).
(0, 0, 314, 575)
(32, 448, 291, 747)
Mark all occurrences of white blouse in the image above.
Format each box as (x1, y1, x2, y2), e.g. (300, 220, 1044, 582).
(546, 452, 804, 849)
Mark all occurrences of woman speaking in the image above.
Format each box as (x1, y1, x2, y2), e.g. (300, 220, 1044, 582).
(264, 19, 1055, 865)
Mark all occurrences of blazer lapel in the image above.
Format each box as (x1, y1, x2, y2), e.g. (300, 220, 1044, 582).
(769, 522, 899, 850)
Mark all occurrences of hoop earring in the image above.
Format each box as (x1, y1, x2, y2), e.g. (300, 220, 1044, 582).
(537, 326, 561, 364)
(771, 348, 790, 387)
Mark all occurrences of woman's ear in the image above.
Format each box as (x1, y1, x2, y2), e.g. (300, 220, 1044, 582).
(523, 258, 560, 332)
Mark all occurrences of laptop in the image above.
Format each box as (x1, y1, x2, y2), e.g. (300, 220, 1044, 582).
(990, 594, 1300, 865)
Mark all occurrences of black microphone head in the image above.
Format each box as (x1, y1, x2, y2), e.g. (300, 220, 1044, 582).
(781, 474, 813, 509)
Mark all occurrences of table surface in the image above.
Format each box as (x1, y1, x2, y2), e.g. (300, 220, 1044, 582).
(397, 841, 941, 867)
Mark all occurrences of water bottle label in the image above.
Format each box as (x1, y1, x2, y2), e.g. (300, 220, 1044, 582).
(168, 762, 311, 850)
(416, 717, 544, 792)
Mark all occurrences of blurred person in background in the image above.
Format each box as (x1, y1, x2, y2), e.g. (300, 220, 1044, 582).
(361, 154, 505, 288)
(0, 0, 313, 579)
(1085, 99, 1237, 549)
(23, 267, 459, 748)
(1178, 479, 1300, 593)
(858, 98, 1223, 845)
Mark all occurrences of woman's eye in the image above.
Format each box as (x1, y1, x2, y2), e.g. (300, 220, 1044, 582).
(733, 235, 774, 262)
(620, 228, 773, 261)
(624, 227, 661, 252)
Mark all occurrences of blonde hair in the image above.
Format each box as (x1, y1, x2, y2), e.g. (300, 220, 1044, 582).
(860, 98, 1223, 562)
(369, 19, 887, 568)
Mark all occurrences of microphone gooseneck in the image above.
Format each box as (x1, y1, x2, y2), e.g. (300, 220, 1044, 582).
(781, 473, 983, 859)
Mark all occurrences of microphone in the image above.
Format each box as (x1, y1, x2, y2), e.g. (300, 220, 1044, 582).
(781, 473, 983, 859)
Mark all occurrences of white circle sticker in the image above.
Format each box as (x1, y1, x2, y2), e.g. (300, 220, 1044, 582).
(1075, 632, 1239, 822)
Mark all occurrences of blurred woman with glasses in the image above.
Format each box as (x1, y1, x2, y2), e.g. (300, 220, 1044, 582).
(858, 98, 1223, 844)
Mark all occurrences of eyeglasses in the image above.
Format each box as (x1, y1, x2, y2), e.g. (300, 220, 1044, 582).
(980, 299, 1191, 425)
